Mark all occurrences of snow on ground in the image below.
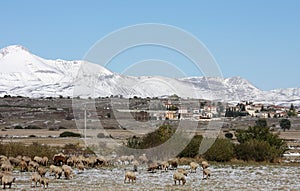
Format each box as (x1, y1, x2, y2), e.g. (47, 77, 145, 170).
(9, 164, 300, 191)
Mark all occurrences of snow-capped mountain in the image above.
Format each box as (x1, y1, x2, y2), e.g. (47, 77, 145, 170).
(0, 45, 299, 106)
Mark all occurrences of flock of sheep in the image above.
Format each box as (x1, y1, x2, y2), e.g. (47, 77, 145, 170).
(124, 157, 211, 186)
(0, 152, 212, 189)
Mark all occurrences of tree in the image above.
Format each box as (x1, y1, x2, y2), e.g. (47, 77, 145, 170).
(290, 104, 295, 111)
(255, 118, 267, 128)
(235, 123, 286, 162)
(280, 119, 291, 132)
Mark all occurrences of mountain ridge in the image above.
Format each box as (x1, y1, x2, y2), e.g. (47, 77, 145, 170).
(0, 45, 299, 106)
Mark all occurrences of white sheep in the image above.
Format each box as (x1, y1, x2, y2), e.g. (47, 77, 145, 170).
(173, 172, 186, 185)
(2, 174, 15, 189)
(62, 165, 73, 179)
(190, 162, 199, 173)
(124, 171, 136, 183)
(31, 172, 41, 188)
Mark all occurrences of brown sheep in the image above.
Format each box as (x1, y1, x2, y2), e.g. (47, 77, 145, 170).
(168, 158, 178, 169)
(31, 172, 41, 188)
(201, 161, 209, 169)
(2, 174, 15, 189)
(53, 153, 67, 166)
(190, 162, 199, 173)
(203, 168, 211, 179)
(173, 172, 186, 185)
(124, 171, 136, 183)
(19, 160, 28, 172)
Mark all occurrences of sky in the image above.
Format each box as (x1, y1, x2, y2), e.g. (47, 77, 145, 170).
(0, 0, 299, 90)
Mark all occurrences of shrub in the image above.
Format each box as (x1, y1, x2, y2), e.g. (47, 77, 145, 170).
(97, 133, 106, 138)
(0, 142, 58, 159)
(59, 131, 82, 138)
(204, 138, 235, 162)
(235, 120, 287, 162)
(127, 125, 175, 149)
(14, 125, 23, 129)
(225, 132, 233, 139)
(24, 125, 41, 129)
(235, 139, 280, 162)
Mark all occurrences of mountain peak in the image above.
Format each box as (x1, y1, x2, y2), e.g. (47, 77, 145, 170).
(0, 45, 29, 58)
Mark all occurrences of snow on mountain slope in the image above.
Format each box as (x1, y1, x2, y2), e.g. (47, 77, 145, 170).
(0, 45, 299, 105)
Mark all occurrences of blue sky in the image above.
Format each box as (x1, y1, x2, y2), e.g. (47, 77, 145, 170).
(1, 0, 299, 90)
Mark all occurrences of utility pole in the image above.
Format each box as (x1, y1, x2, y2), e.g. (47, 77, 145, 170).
(84, 103, 87, 148)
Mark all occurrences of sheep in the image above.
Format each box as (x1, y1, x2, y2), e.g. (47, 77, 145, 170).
(177, 168, 188, 176)
(201, 161, 209, 169)
(19, 160, 28, 172)
(31, 172, 41, 188)
(138, 154, 148, 164)
(53, 153, 67, 166)
(160, 161, 169, 172)
(190, 162, 199, 173)
(1, 161, 13, 172)
(95, 156, 108, 167)
(40, 177, 49, 189)
(37, 167, 47, 177)
(8, 157, 20, 167)
(128, 155, 135, 164)
(76, 161, 85, 171)
(2, 174, 15, 189)
(147, 162, 159, 173)
(33, 156, 43, 165)
(28, 161, 39, 171)
(50, 165, 62, 179)
(132, 160, 139, 172)
(62, 165, 73, 179)
(22, 156, 32, 164)
(42, 156, 49, 166)
(203, 168, 211, 179)
(119, 155, 129, 165)
(124, 171, 136, 183)
(168, 158, 178, 170)
(173, 172, 186, 185)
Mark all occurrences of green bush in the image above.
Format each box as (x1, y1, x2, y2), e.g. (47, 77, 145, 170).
(235, 119, 287, 162)
(235, 139, 279, 162)
(204, 138, 235, 162)
(127, 125, 175, 149)
(59, 131, 82, 138)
